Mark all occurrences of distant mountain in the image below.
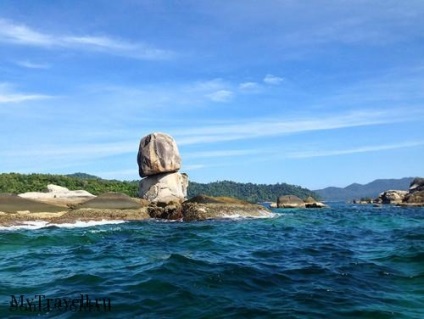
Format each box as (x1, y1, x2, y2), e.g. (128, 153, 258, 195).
(314, 177, 414, 201)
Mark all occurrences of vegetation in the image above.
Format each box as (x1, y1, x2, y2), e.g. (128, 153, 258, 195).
(0, 173, 318, 203)
(188, 180, 318, 202)
(0, 173, 139, 197)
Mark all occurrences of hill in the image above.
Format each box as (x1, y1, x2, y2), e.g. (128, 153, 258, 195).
(0, 173, 318, 203)
(188, 180, 318, 203)
(314, 177, 414, 201)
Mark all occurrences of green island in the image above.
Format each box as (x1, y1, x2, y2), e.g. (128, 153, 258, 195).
(0, 172, 318, 203)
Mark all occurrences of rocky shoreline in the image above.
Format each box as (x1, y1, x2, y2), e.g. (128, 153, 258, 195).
(0, 186, 274, 227)
(353, 177, 424, 207)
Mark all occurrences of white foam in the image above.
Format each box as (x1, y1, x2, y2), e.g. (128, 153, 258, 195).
(50, 219, 126, 229)
(220, 211, 277, 220)
(0, 219, 125, 231)
(0, 220, 50, 231)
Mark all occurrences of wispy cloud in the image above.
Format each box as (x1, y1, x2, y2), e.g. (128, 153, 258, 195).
(0, 19, 173, 60)
(239, 82, 261, 93)
(174, 109, 408, 146)
(3, 141, 135, 159)
(206, 90, 234, 102)
(286, 141, 424, 159)
(263, 74, 284, 85)
(185, 149, 262, 159)
(15, 60, 50, 69)
(0, 83, 52, 103)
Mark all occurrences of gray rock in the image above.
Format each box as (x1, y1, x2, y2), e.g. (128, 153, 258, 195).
(137, 132, 181, 177)
(139, 172, 188, 204)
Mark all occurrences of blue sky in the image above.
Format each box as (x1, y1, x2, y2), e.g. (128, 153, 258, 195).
(1, 0, 423, 190)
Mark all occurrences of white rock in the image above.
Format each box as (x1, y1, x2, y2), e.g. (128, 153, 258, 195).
(139, 172, 188, 204)
(19, 184, 95, 200)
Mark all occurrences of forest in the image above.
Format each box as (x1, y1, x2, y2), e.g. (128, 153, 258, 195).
(0, 173, 318, 203)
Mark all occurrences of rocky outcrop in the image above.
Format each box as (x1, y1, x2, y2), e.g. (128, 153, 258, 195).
(375, 190, 408, 204)
(138, 133, 188, 205)
(182, 195, 273, 221)
(277, 195, 305, 208)
(77, 192, 143, 210)
(137, 132, 181, 177)
(304, 196, 327, 208)
(409, 178, 424, 193)
(18, 184, 95, 207)
(403, 178, 424, 205)
(374, 177, 424, 206)
(19, 184, 95, 200)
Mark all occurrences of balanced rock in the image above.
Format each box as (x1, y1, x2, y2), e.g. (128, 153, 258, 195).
(137, 132, 181, 177)
(277, 195, 306, 208)
(139, 172, 188, 204)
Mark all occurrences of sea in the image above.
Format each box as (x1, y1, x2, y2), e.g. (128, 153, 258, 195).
(0, 203, 423, 318)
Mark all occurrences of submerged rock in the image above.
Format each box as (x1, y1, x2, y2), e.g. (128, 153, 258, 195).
(137, 132, 181, 177)
(182, 195, 273, 221)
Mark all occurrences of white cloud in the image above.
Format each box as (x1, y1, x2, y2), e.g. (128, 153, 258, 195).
(286, 141, 424, 159)
(205, 90, 234, 102)
(0, 83, 52, 103)
(0, 93, 51, 103)
(263, 74, 284, 85)
(239, 82, 261, 92)
(185, 149, 261, 159)
(174, 109, 413, 146)
(0, 19, 173, 60)
(0, 19, 53, 46)
(15, 60, 50, 69)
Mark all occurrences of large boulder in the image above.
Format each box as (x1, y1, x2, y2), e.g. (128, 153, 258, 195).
(404, 191, 424, 205)
(137, 132, 181, 177)
(277, 195, 306, 208)
(139, 172, 188, 204)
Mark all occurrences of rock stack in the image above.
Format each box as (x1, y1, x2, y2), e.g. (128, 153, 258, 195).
(137, 132, 188, 205)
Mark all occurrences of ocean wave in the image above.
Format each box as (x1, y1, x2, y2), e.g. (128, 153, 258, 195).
(0, 219, 126, 231)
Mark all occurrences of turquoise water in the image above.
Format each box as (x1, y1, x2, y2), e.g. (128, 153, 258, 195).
(1, 204, 423, 318)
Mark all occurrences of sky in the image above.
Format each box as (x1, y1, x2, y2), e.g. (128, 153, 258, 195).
(1, 0, 423, 190)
